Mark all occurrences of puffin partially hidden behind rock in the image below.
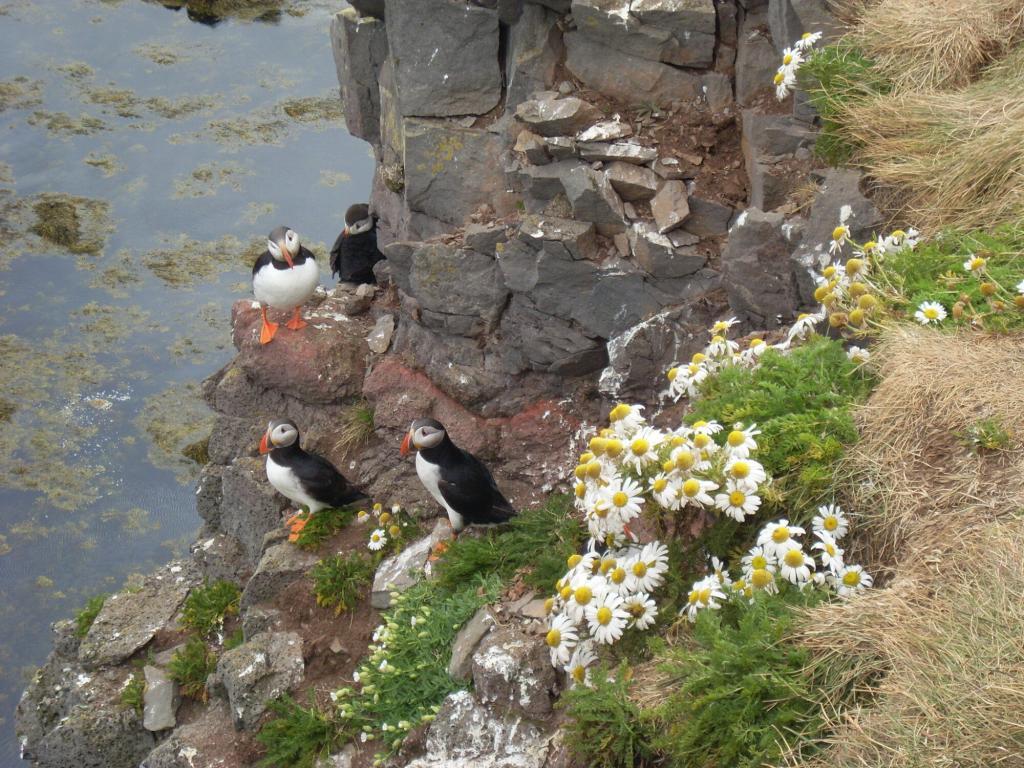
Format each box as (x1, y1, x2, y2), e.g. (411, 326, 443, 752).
(252, 225, 320, 345)
(260, 418, 369, 536)
(329, 203, 384, 285)
(400, 418, 516, 543)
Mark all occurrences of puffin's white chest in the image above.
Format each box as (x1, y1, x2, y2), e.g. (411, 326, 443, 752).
(266, 455, 324, 512)
(253, 256, 319, 310)
(415, 452, 465, 531)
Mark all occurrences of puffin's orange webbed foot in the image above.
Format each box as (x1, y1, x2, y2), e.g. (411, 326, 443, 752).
(285, 307, 307, 331)
(287, 516, 309, 543)
(259, 318, 279, 344)
(427, 540, 449, 562)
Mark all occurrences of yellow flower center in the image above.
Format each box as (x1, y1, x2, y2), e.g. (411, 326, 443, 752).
(771, 526, 790, 543)
(730, 461, 750, 479)
(545, 629, 561, 647)
(559, 586, 572, 601)
(924, 307, 939, 319)
(567, 554, 583, 569)
(676, 450, 695, 470)
(662, 460, 675, 473)
(596, 606, 613, 626)
(378, 511, 391, 525)
(842, 570, 861, 587)
(862, 240, 877, 252)
(688, 363, 701, 375)
(849, 281, 867, 297)
(572, 666, 586, 683)
(653, 478, 668, 492)
(832, 226, 847, 241)
(593, 504, 609, 519)
(751, 568, 773, 588)
(783, 53, 793, 65)
(750, 338, 764, 348)
(667, 367, 678, 382)
(574, 464, 587, 480)
(697, 587, 712, 604)
(849, 308, 865, 325)
(751, 554, 768, 570)
(970, 257, 985, 270)
(711, 334, 725, 345)
(389, 525, 401, 537)
(586, 461, 603, 479)
(688, 590, 700, 605)
(783, 549, 805, 568)
(612, 491, 629, 508)
(371, 533, 381, 542)
(773, 72, 785, 85)
(628, 602, 645, 617)
(825, 543, 836, 556)
(813, 285, 830, 302)
(727, 430, 745, 447)
(693, 434, 710, 449)
(543, 597, 555, 614)
(845, 258, 863, 276)
(670, 435, 685, 447)
(609, 404, 631, 422)
(604, 439, 623, 458)
(631, 438, 650, 456)
(857, 294, 878, 310)
(600, 558, 616, 574)
(692, 419, 707, 428)
(589, 437, 607, 455)
(574, 483, 586, 499)
(574, 586, 593, 605)
(891, 229, 906, 239)
(632, 562, 648, 578)
(822, 265, 836, 278)
(823, 516, 838, 531)
(729, 490, 746, 506)
(579, 451, 594, 464)
(682, 479, 701, 497)
(610, 567, 626, 584)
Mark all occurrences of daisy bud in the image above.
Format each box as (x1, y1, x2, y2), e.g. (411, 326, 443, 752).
(844, 258, 863, 276)
(589, 437, 607, 455)
(981, 282, 996, 297)
(604, 439, 623, 458)
(1014, 295, 1024, 309)
(829, 312, 848, 328)
(378, 511, 391, 525)
(585, 461, 602, 479)
(952, 302, 965, 319)
(667, 366, 678, 382)
(848, 282, 867, 297)
(579, 451, 594, 464)
(388, 525, 400, 537)
(574, 464, 587, 480)
(822, 265, 836, 278)
(820, 292, 837, 307)
(813, 284, 830, 302)
(857, 294, 878, 310)
(849, 308, 865, 326)
(993, 300, 1006, 312)
(574, 482, 586, 498)
(958, 293, 971, 304)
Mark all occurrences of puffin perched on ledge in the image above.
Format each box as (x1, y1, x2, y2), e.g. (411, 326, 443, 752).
(400, 418, 516, 539)
(252, 225, 320, 344)
(329, 203, 384, 285)
(260, 418, 369, 534)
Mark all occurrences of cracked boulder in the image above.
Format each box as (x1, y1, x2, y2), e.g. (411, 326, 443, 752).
(471, 624, 558, 718)
(605, 162, 659, 202)
(409, 242, 509, 338)
(219, 456, 289, 565)
(515, 93, 603, 137)
(215, 631, 305, 732)
(330, 9, 388, 144)
(240, 541, 319, 611)
(560, 165, 627, 234)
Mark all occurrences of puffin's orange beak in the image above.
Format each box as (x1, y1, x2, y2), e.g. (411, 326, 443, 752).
(259, 432, 270, 454)
(400, 430, 413, 457)
(279, 242, 294, 269)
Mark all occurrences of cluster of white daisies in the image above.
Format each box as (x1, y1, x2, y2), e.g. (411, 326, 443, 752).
(913, 255, 1024, 326)
(355, 502, 409, 553)
(686, 504, 873, 621)
(774, 31, 822, 100)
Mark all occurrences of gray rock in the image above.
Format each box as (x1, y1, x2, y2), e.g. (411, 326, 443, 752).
(514, 129, 551, 165)
(578, 140, 659, 165)
(629, 222, 706, 278)
(78, 562, 197, 670)
(31, 705, 154, 768)
(605, 162, 659, 202)
(560, 165, 627, 233)
(240, 542, 319, 612)
(410, 243, 509, 337)
(242, 607, 283, 642)
(216, 631, 305, 731)
(735, 8, 778, 106)
(702, 71, 735, 112)
(506, 4, 564, 109)
(317, 745, 357, 768)
(573, 0, 714, 67)
(349, 0, 385, 17)
(544, 135, 577, 160)
(366, 313, 396, 354)
(528, 0, 570, 10)
(372, 522, 451, 608)
(139, 699, 238, 768)
(384, 0, 501, 117)
(651, 180, 691, 233)
(514, 214, 599, 261)
(718, 0, 739, 45)
(195, 464, 224, 529)
(682, 196, 734, 237)
(471, 624, 557, 718)
(517, 160, 581, 203)
(404, 690, 550, 768)
(577, 119, 632, 142)
(740, 109, 817, 209)
(768, 0, 843, 54)
(403, 118, 514, 225)
(330, 9, 387, 144)
(448, 606, 495, 681)
(142, 666, 177, 732)
(190, 532, 249, 585)
(668, 228, 701, 247)
(499, 296, 607, 375)
(51, 619, 80, 660)
(721, 207, 801, 326)
(631, 0, 717, 66)
(653, 154, 701, 180)
(220, 457, 289, 565)
(464, 222, 509, 255)
(515, 93, 603, 137)
(565, 31, 703, 104)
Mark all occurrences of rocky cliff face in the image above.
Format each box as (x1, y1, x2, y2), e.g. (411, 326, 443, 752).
(17, 1, 889, 766)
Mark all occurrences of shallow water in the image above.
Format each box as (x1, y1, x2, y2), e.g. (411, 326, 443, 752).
(0, 0, 372, 762)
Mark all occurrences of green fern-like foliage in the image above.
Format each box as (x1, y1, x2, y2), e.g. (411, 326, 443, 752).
(181, 580, 241, 637)
(120, 669, 146, 715)
(294, 505, 356, 550)
(74, 594, 107, 638)
(561, 665, 654, 768)
(168, 636, 217, 702)
(312, 552, 375, 615)
(257, 694, 338, 768)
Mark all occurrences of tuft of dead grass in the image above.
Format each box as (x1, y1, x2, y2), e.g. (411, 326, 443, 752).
(332, 401, 375, 456)
(839, 325, 1024, 565)
(832, 46, 1024, 232)
(792, 517, 1024, 768)
(847, 0, 1024, 92)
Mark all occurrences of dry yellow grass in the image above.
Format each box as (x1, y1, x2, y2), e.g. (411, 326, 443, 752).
(847, 0, 1024, 91)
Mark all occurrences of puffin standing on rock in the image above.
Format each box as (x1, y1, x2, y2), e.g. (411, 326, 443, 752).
(400, 418, 516, 544)
(329, 203, 385, 286)
(260, 418, 370, 536)
(252, 225, 320, 344)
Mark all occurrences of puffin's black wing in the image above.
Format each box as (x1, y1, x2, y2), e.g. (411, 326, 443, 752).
(252, 250, 273, 277)
(291, 453, 369, 509)
(336, 231, 384, 284)
(437, 450, 516, 525)
(329, 231, 345, 279)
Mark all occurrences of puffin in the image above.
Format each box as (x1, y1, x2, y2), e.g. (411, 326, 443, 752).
(329, 203, 385, 285)
(259, 418, 369, 534)
(400, 418, 516, 538)
(252, 225, 320, 345)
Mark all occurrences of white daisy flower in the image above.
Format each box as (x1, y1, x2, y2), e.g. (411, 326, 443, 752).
(622, 426, 665, 473)
(780, 46, 804, 70)
(812, 503, 849, 539)
(685, 576, 727, 621)
(356, 510, 370, 524)
(829, 223, 850, 255)
(914, 300, 946, 325)
(794, 30, 822, 50)
(963, 254, 986, 274)
(564, 641, 597, 686)
(710, 317, 740, 335)
(545, 612, 579, 666)
(649, 473, 681, 510)
(723, 423, 760, 459)
(741, 546, 777, 577)
(679, 477, 718, 508)
(585, 591, 630, 644)
(847, 346, 870, 364)
(785, 310, 824, 344)
(688, 419, 723, 436)
(774, 67, 796, 100)
(778, 542, 814, 585)
(608, 403, 646, 438)
(368, 528, 387, 551)
(667, 361, 708, 401)
(749, 566, 779, 594)
(758, 519, 805, 557)
(836, 564, 873, 597)
(738, 338, 768, 366)
(623, 592, 658, 630)
(706, 334, 740, 358)
(811, 530, 844, 572)
(724, 457, 767, 486)
(710, 556, 732, 589)
(714, 480, 762, 522)
(603, 477, 645, 523)
(565, 574, 605, 623)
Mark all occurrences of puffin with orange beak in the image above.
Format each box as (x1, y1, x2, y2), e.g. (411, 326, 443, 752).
(260, 418, 370, 536)
(329, 203, 384, 286)
(401, 418, 515, 541)
(252, 225, 320, 344)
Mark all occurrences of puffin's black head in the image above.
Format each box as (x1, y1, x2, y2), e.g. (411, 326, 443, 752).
(400, 418, 445, 456)
(259, 418, 299, 454)
(343, 203, 375, 236)
(267, 225, 300, 268)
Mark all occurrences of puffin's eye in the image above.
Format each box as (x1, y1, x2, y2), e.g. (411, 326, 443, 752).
(286, 230, 296, 242)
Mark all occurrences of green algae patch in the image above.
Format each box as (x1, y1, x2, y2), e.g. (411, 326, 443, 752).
(0, 161, 13, 185)
(0, 398, 14, 422)
(319, 170, 352, 188)
(182, 437, 210, 465)
(27, 111, 109, 137)
(140, 233, 259, 287)
(280, 95, 343, 124)
(83, 152, 124, 177)
(172, 161, 252, 199)
(0, 77, 43, 113)
(83, 82, 217, 121)
(90, 249, 143, 298)
(56, 61, 94, 81)
(242, 201, 276, 225)
(30, 193, 112, 257)
(199, 114, 289, 149)
(153, 0, 287, 23)
(136, 382, 215, 484)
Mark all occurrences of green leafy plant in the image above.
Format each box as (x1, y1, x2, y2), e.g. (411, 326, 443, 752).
(294, 505, 355, 550)
(224, 627, 245, 650)
(561, 665, 654, 768)
(74, 594, 107, 638)
(645, 593, 825, 768)
(961, 417, 1013, 454)
(257, 694, 339, 768)
(181, 580, 241, 637)
(168, 636, 218, 702)
(312, 552, 375, 615)
(120, 668, 146, 715)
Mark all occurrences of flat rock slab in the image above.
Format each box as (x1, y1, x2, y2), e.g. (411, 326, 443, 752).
(240, 541, 319, 611)
(138, 699, 239, 768)
(605, 162, 659, 202)
(216, 631, 305, 732)
(471, 624, 557, 719)
(219, 456, 290, 566)
(651, 180, 691, 234)
(372, 521, 452, 609)
(143, 666, 177, 732)
(78, 562, 197, 670)
(448, 606, 495, 681)
(515, 93, 603, 137)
